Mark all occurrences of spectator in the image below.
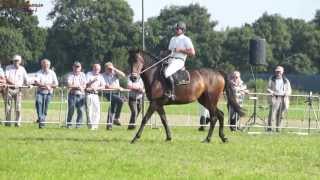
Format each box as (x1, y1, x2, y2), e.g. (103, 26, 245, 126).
(0, 64, 5, 124)
(66, 61, 86, 128)
(127, 74, 145, 130)
(267, 66, 292, 132)
(0, 64, 5, 84)
(4, 55, 29, 127)
(229, 70, 248, 131)
(34, 59, 58, 128)
(102, 62, 126, 130)
(0, 64, 5, 97)
(198, 104, 210, 131)
(85, 63, 105, 130)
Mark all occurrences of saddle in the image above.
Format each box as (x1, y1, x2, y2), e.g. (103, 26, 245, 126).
(161, 63, 190, 86)
(172, 68, 190, 85)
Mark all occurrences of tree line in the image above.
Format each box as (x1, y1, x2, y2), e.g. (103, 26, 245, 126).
(0, 0, 319, 76)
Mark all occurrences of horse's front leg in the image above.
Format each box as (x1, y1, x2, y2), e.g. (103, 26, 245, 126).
(157, 106, 172, 141)
(131, 104, 155, 144)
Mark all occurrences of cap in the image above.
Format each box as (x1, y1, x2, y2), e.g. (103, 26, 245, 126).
(12, 55, 22, 61)
(105, 62, 113, 69)
(73, 61, 81, 66)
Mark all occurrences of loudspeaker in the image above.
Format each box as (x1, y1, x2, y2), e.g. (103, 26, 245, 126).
(249, 38, 267, 65)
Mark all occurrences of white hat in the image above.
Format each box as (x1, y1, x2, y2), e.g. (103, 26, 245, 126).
(12, 55, 22, 61)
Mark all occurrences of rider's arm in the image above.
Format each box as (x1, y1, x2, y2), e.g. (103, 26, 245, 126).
(175, 48, 195, 57)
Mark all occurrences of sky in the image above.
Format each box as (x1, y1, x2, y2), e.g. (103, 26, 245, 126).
(33, 0, 320, 30)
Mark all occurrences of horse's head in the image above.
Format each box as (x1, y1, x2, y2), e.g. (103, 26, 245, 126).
(128, 49, 145, 82)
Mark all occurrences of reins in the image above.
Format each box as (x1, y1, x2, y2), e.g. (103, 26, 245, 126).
(139, 51, 173, 74)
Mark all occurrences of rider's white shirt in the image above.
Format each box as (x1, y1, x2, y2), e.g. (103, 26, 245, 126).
(168, 34, 194, 60)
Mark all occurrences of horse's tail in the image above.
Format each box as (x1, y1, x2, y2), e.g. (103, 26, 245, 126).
(219, 70, 245, 117)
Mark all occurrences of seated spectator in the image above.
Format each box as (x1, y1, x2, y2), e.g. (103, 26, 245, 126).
(127, 75, 145, 130)
(102, 62, 126, 130)
(66, 61, 87, 128)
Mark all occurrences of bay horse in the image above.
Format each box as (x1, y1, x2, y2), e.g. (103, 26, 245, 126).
(128, 49, 244, 143)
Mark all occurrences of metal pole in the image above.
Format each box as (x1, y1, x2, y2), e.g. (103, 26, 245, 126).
(142, 0, 145, 50)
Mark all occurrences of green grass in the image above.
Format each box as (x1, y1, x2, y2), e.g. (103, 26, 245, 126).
(0, 125, 320, 179)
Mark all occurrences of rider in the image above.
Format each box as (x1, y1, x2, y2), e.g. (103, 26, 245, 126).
(165, 21, 195, 100)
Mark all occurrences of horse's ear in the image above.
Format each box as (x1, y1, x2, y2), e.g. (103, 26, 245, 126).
(128, 47, 140, 54)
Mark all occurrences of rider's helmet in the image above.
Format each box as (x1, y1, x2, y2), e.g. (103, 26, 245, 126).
(175, 21, 186, 32)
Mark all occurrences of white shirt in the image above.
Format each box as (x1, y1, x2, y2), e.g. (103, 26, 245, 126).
(67, 72, 87, 95)
(274, 78, 285, 96)
(168, 34, 194, 60)
(35, 69, 59, 94)
(0, 67, 4, 77)
(86, 71, 105, 90)
(103, 72, 120, 89)
(127, 76, 144, 99)
(5, 65, 28, 86)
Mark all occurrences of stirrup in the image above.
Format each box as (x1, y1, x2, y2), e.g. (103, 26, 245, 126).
(164, 91, 175, 100)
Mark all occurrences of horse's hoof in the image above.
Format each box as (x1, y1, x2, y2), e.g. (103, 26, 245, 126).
(222, 137, 228, 143)
(166, 137, 172, 141)
(130, 137, 138, 144)
(201, 138, 211, 143)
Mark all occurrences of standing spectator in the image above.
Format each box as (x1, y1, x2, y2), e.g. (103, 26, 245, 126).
(102, 62, 126, 130)
(0, 64, 5, 124)
(34, 59, 58, 128)
(0, 64, 5, 84)
(66, 61, 86, 128)
(127, 74, 145, 130)
(0, 64, 6, 97)
(198, 104, 210, 131)
(267, 66, 292, 132)
(4, 55, 29, 127)
(229, 71, 248, 131)
(86, 63, 105, 130)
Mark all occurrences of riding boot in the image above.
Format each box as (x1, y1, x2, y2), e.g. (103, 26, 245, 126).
(198, 116, 206, 131)
(165, 76, 175, 100)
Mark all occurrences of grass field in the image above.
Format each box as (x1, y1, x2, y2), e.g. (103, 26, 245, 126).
(1, 125, 320, 179)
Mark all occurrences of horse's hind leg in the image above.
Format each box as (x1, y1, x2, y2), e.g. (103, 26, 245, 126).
(157, 106, 172, 141)
(203, 109, 218, 143)
(131, 104, 155, 143)
(217, 109, 228, 143)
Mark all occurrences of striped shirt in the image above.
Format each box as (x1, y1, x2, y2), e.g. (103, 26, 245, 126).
(67, 72, 87, 95)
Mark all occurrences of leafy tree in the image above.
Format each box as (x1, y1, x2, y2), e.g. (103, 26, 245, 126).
(282, 53, 317, 75)
(312, 9, 320, 28)
(0, 8, 47, 67)
(0, 27, 28, 65)
(46, 0, 138, 74)
(253, 13, 291, 68)
(221, 24, 255, 71)
(285, 18, 320, 73)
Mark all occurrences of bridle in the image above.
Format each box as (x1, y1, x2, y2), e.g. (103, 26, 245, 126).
(138, 51, 173, 74)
